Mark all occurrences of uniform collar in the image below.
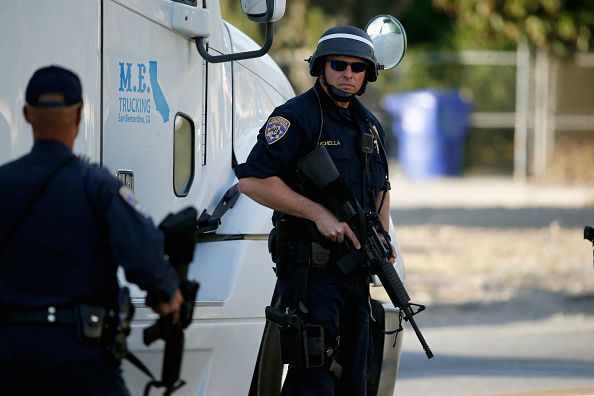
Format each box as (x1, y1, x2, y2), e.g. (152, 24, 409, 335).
(313, 80, 367, 127)
(313, 80, 366, 124)
(31, 140, 73, 157)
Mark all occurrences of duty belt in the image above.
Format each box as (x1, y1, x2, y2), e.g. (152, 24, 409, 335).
(0, 306, 77, 325)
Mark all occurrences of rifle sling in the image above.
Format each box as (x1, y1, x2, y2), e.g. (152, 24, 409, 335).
(126, 351, 156, 381)
(0, 154, 76, 257)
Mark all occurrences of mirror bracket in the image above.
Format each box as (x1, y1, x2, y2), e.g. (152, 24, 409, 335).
(195, 22, 274, 63)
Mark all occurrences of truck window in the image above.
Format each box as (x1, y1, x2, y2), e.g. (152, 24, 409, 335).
(173, 113, 195, 197)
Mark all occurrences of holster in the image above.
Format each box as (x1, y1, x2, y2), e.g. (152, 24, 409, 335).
(265, 306, 326, 368)
(269, 217, 293, 277)
(109, 287, 135, 360)
(278, 318, 306, 367)
(282, 322, 326, 368)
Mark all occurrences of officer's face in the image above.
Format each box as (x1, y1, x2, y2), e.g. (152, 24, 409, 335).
(324, 55, 366, 94)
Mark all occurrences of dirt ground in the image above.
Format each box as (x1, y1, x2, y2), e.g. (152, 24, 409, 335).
(392, 224, 594, 306)
(368, 162, 594, 323)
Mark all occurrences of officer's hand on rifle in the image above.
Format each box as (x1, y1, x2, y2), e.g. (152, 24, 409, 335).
(387, 244, 397, 264)
(314, 206, 361, 249)
(382, 237, 397, 264)
(374, 223, 397, 264)
(154, 289, 184, 324)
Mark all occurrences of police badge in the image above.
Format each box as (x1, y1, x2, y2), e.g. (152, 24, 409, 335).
(118, 186, 151, 219)
(265, 116, 290, 145)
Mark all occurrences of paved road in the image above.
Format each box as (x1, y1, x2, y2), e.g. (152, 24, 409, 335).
(394, 297, 594, 396)
(387, 177, 594, 395)
(391, 268, 594, 396)
(388, 222, 594, 396)
(392, 206, 594, 229)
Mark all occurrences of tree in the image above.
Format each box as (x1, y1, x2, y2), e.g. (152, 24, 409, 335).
(219, 0, 414, 92)
(432, 0, 594, 55)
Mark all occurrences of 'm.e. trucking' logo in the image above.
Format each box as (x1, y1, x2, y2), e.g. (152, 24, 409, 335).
(117, 61, 170, 124)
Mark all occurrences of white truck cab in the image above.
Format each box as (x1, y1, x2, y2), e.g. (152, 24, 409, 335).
(0, 1, 407, 394)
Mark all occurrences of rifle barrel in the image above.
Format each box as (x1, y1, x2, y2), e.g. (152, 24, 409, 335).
(402, 305, 434, 359)
(373, 256, 434, 359)
(162, 325, 185, 388)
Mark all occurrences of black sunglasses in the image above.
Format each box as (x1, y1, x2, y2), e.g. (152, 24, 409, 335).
(327, 59, 367, 73)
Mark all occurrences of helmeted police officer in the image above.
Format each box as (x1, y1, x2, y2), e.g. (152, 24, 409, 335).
(0, 65, 183, 396)
(235, 26, 395, 395)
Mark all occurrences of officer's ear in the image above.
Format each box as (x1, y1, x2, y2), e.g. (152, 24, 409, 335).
(23, 106, 31, 125)
(74, 104, 83, 127)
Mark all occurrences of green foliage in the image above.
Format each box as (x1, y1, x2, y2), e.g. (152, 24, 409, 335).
(217, 1, 593, 175)
(398, 0, 456, 47)
(219, 0, 594, 55)
(432, 0, 594, 55)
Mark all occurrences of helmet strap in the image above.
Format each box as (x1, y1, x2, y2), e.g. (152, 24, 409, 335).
(358, 80, 368, 96)
(320, 73, 356, 103)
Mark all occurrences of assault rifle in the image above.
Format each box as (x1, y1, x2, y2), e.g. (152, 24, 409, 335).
(143, 207, 200, 396)
(297, 146, 434, 359)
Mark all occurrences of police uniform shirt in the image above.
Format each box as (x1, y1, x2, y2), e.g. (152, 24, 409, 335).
(235, 81, 388, 226)
(0, 141, 179, 309)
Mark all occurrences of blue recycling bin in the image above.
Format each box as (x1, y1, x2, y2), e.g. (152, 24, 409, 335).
(383, 89, 472, 180)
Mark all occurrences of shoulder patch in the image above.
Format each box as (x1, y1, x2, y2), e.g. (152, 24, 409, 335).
(118, 186, 151, 219)
(265, 116, 291, 145)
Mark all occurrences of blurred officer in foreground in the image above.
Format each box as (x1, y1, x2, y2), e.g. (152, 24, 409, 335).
(0, 65, 183, 396)
(236, 26, 394, 395)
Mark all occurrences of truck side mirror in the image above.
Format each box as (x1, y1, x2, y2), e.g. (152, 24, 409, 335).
(365, 15, 407, 71)
(241, 0, 286, 23)
(194, 0, 286, 63)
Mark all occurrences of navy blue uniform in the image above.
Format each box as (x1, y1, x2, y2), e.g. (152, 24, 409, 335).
(235, 81, 388, 395)
(0, 141, 179, 396)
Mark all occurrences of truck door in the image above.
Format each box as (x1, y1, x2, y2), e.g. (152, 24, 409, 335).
(102, 0, 205, 222)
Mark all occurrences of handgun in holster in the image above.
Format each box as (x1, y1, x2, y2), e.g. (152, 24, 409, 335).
(109, 287, 135, 360)
(265, 306, 325, 368)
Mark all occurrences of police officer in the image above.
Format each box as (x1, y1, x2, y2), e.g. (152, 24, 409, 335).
(235, 26, 395, 395)
(0, 65, 183, 396)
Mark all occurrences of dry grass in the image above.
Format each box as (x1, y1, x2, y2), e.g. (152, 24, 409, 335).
(373, 224, 594, 305)
(534, 133, 594, 185)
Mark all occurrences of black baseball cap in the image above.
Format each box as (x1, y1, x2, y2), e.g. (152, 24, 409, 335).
(25, 65, 82, 107)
